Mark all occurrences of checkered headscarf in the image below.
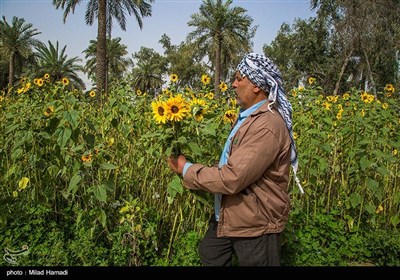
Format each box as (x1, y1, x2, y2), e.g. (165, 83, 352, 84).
(237, 53, 303, 193)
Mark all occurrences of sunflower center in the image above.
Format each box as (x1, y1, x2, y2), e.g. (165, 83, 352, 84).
(171, 105, 179, 114)
(158, 107, 165, 116)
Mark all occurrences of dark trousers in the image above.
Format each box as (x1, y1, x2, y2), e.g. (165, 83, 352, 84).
(198, 220, 281, 266)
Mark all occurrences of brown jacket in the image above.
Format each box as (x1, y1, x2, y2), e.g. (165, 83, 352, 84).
(183, 101, 292, 237)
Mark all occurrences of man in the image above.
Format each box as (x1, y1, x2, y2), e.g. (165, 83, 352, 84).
(168, 53, 302, 266)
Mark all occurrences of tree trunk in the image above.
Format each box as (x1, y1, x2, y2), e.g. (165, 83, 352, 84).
(362, 47, 376, 97)
(214, 37, 222, 99)
(96, 0, 107, 101)
(8, 52, 15, 88)
(333, 48, 353, 96)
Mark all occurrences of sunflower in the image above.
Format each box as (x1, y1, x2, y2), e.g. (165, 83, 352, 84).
(89, 90, 96, 97)
(322, 102, 331, 110)
(361, 92, 374, 103)
(190, 98, 207, 108)
(62, 77, 70, 86)
(219, 81, 228, 92)
(205, 92, 214, 100)
(375, 205, 384, 214)
(190, 98, 207, 121)
(44, 106, 55, 117)
(223, 109, 237, 124)
(82, 154, 92, 162)
(170, 74, 178, 83)
(326, 95, 338, 103)
(193, 108, 205, 122)
(382, 103, 389, 110)
(308, 77, 316, 85)
(36, 78, 44, 87)
(201, 74, 210, 85)
(165, 95, 189, 122)
(162, 88, 170, 96)
(384, 84, 395, 93)
(44, 73, 50, 79)
(23, 82, 31, 93)
(151, 100, 168, 124)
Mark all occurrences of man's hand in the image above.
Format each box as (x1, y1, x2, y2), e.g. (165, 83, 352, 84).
(168, 154, 187, 175)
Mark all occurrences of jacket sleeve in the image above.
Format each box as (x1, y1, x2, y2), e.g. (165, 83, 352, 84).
(183, 123, 287, 195)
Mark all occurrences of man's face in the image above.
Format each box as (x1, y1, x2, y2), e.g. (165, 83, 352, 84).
(232, 71, 259, 110)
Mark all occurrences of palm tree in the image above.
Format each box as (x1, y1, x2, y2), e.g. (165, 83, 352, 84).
(0, 16, 42, 89)
(0, 48, 9, 89)
(131, 47, 166, 96)
(187, 0, 256, 97)
(52, 0, 154, 97)
(131, 60, 163, 96)
(34, 40, 86, 90)
(83, 37, 132, 86)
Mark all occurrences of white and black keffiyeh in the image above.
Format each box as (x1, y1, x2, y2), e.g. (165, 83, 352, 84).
(237, 53, 303, 193)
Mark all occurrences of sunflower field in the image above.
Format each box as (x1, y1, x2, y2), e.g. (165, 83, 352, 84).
(0, 74, 399, 266)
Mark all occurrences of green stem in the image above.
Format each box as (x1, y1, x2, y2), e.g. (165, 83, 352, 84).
(172, 121, 181, 157)
(357, 196, 364, 229)
(166, 212, 179, 263)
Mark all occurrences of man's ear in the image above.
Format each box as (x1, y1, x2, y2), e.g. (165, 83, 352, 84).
(253, 86, 262, 94)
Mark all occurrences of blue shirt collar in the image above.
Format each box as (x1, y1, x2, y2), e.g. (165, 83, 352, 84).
(238, 99, 267, 120)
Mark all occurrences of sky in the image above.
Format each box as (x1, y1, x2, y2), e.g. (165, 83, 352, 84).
(1, 0, 316, 86)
